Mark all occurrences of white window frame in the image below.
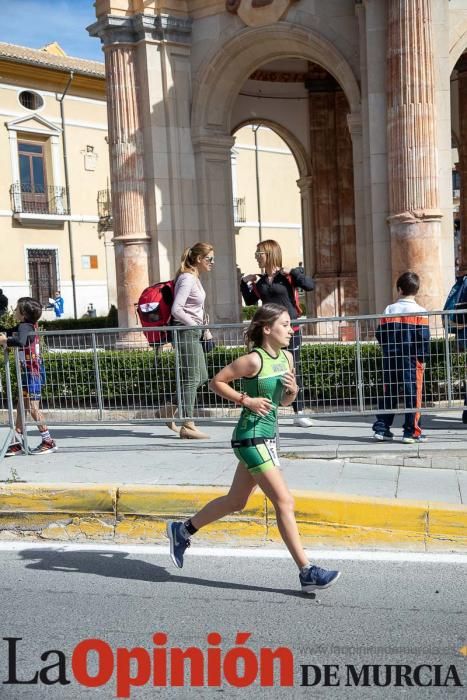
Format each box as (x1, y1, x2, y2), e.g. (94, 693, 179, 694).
(6, 114, 63, 215)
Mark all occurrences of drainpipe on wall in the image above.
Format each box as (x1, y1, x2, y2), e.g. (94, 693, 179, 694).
(57, 71, 77, 318)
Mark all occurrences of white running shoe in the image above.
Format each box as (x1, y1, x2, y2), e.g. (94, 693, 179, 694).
(293, 414, 313, 428)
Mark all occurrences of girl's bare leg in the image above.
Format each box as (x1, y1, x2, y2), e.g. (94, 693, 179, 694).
(191, 462, 257, 530)
(28, 399, 47, 432)
(16, 398, 47, 434)
(253, 467, 308, 569)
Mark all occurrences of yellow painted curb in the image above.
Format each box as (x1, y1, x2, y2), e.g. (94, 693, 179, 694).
(427, 503, 467, 549)
(0, 483, 465, 549)
(0, 484, 116, 514)
(116, 486, 267, 543)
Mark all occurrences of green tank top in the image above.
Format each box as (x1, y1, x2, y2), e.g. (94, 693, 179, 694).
(233, 347, 290, 440)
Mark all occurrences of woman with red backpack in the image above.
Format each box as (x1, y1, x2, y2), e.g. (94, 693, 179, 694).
(240, 239, 314, 427)
(161, 242, 215, 439)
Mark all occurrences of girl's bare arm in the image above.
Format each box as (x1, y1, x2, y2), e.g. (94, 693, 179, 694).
(209, 353, 273, 416)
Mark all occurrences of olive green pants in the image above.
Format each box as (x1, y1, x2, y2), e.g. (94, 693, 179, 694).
(174, 326, 208, 418)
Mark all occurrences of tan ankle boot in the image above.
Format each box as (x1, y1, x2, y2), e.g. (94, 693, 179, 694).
(156, 404, 180, 433)
(179, 421, 210, 440)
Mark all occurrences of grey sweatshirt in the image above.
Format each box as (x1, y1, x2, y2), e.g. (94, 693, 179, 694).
(171, 272, 206, 326)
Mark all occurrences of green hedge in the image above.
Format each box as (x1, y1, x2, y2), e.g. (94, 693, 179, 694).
(242, 303, 306, 320)
(1, 339, 466, 411)
(39, 305, 118, 331)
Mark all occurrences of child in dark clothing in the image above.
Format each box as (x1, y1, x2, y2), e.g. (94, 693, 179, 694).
(0, 297, 57, 455)
(372, 272, 430, 444)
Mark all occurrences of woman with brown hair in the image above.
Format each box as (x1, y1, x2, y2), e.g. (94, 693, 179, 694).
(240, 239, 314, 427)
(166, 304, 340, 593)
(162, 242, 215, 439)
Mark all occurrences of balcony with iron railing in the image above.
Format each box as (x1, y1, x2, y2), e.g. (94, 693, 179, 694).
(97, 188, 113, 231)
(233, 196, 246, 224)
(10, 183, 70, 222)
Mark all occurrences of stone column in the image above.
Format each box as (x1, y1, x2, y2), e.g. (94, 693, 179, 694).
(309, 89, 340, 319)
(134, 17, 195, 282)
(297, 175, 315, 316)
(88, 19, 150, 329)
(347, 111, 369, 314)
(308, 80, 358, 320)
(458, 57, 467, 274)
(193, 134, 241, 324)
(336, 92, 358, 317)
(105, 44, 150, 328)
(387, 0, 443, 309)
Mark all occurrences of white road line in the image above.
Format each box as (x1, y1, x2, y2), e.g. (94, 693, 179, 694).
(0, 541, 466, 563)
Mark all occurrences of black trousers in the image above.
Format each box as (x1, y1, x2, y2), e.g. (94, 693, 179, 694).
(288, 328, 304, 413)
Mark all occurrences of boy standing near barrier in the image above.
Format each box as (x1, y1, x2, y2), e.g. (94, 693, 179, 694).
(372, 272, 430, 444)
(0, 297, 57, 455)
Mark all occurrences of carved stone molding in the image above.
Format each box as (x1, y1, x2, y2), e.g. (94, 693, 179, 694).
(226, 0, 299, 27)
(192, 133, 235, 155)
(347, 112, 362, 138)
(296, 175, 313, 193)
(249, 68, 305, 83)
(88, 13, 192, 46)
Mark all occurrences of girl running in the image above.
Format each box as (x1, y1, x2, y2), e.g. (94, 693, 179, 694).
(166, 304, 340, 593)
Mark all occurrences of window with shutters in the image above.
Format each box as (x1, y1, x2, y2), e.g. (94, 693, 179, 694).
(27, 249, 58, 306)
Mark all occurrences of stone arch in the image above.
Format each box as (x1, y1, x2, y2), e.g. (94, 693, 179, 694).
(450, 24, 467, 71)
(192, 23, 361, 138)
(231, 117, 311, 179)
(192, 23, 361, 323)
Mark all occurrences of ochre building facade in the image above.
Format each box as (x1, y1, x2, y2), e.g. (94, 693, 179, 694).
(88, 0, 467, 325)
(0, 42, 116, 318)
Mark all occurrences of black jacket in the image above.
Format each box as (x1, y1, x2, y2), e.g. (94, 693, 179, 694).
(240, 267, 314, 321)
(0, 293, 8, 316)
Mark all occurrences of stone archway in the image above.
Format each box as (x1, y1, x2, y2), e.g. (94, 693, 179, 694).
(231, 118, 310, 298)
(232, 116, 311, 179)
(191, 24, 361, 321)
(450, 25, 467, 72)
(231, 117, 319, 316)
(192, 23, 361, 136)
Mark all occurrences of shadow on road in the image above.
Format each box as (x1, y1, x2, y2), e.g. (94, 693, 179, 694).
(17, 548, 310, 599)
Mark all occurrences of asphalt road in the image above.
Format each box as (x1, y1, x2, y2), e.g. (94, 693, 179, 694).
(1, 545, 466, 698)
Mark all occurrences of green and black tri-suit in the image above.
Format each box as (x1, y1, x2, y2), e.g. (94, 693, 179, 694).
(231, 347, 290, 473)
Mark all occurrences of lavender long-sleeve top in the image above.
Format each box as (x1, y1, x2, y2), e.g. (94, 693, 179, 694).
(171, 272, 206, 326)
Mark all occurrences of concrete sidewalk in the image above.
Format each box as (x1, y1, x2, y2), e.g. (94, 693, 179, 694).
(1, 413, 466, 503)
(0, 413, 466, 550)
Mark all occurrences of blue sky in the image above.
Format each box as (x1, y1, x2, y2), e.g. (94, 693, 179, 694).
(0, 0, 103, 61)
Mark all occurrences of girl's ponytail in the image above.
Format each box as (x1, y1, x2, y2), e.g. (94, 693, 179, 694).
(176, 242, 213, 278)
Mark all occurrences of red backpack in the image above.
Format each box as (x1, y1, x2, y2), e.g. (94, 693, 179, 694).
(136, 280, 175, 344)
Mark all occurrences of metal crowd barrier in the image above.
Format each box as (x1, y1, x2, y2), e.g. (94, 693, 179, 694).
(0, 310, 466, 430)
(0, 347, 16, 457)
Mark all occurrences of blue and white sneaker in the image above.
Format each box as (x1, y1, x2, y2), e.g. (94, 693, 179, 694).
(299, 564, 341, 593)
(402, 433, 427, 444)
(166, 520, 191, 568)
(373, 429, 394, 442)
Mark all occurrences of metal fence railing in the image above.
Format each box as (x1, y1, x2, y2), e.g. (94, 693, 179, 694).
(0, 348, 16, 457)
(9, 183, 70, 216)
(1, 310, 467, 432)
